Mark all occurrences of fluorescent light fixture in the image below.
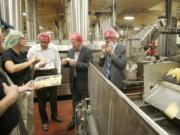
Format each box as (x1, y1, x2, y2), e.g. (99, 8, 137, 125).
(134, 27, 140, 31)
(124, 16, 135, 20)
(119, 30, 124, 35)
(39, 26, 44, 30)
(22, 12, 27, 16)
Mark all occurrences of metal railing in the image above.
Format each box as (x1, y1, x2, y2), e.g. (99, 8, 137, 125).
(88, 63, 168, 135)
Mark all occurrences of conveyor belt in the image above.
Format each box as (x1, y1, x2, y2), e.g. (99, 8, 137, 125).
(144, 81, 180, 120)
(128, 93, 180, 135)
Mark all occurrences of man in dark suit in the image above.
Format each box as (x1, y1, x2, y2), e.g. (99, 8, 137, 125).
(62, 32, 93, 130)
(99, 28, 127, 90)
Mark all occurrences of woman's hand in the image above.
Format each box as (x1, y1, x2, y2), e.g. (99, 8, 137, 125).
(18, 81, 35, 92)
(30, 56, 40, 66)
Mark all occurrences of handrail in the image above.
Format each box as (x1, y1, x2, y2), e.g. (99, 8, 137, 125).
(88, 63, 168, 135)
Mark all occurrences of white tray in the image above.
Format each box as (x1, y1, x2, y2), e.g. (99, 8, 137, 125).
(34, 75, 62, 88)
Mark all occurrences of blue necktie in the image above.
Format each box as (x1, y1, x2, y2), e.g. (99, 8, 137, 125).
(105, 54, 111, 79)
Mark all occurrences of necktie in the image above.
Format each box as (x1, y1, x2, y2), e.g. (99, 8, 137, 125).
(74, 51, 79, 77)
(105, 54, 111, 79)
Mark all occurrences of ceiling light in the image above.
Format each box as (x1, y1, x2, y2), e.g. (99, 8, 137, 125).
(124, 16, 135, 20)
(134, 27, 140, 31)
(119, 30, 124, 35)
(22, 12, 27, 16)
(39, 26, 44, 30)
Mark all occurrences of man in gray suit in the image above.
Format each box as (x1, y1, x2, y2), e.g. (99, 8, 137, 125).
(99, 28, 127, 90)
(62, 32, 93, 130)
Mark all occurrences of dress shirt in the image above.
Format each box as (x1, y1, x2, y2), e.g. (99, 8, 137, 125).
(112, 42, 117, 54)
(74, 46, 82, 61)
(74, 51, 80, 61)
(27, 43, 61, 74)
(73, 46, 82, 77)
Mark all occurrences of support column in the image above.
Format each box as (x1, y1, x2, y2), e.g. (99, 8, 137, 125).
(25, 0, 37, 40)
(166, 0, 172, 28)
(164, 0, 176, 56)
(159, 0, 177, 57)
(67, 0, 89, 40)
(0, 0, 22, 31)
(64, 0, 72, 39)
(112, 0, 116, 27)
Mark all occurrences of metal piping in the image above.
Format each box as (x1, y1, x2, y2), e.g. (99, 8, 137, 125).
(165, 0, 172, 28)
(70, 0, 88, 40)
(88, 63, 169, 135)
(25, 0, 37, 40)
(112, 0, 116, 27)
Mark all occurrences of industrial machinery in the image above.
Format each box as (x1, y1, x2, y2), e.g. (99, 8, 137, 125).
(124, 18, 167, 61)
(143, 61, 180, 124)
(122, 19, 168, 82)
(84, 63, 180, 135)
(75, 98, 91, 135)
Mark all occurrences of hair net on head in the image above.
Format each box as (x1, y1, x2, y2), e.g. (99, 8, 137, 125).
(70, 32, 83, 43)
(4, 30, 24, 49)
(103, 28, 119, 39)
(38, 32, 51, 43)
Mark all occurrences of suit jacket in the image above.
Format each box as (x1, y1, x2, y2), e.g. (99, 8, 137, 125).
(99, 43, 127, 89)
(64, 46, 93, 91)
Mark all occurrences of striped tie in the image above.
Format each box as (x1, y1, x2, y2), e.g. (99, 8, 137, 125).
(105, 54, 111, 79)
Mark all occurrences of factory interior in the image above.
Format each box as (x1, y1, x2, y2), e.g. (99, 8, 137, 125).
(1, 0, 180, 135)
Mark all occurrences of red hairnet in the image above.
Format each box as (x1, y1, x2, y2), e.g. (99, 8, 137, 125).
(38, 32, 51, 43)
(70, 32, 83, 42)
(103, 28, 119, 39)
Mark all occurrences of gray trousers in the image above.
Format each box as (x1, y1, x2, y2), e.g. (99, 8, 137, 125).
(17, 91, 35, 135)
(10, 124, 20, 135)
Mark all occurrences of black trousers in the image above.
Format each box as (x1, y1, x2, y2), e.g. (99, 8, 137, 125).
(34, 69, 58, 124)
(71, 77, 89, 122)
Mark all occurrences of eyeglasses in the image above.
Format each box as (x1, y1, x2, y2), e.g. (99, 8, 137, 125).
(40, 41, 49, 44)
(104, 37, 111, 40)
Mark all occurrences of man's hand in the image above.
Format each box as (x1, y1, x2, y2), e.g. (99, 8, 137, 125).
(101, 44, 107, 55)
(106, 47, 113, 55)
(69, 59, 77, 66)
(39, 61, 47, 68)
(62, 58, 69, 65)
(3, 83, 19, 100)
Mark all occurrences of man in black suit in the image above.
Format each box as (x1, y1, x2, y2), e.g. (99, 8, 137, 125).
(62, 32, 93, 130)
(99, 28, 127, 90)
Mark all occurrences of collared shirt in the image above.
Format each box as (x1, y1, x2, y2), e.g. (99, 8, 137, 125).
(73, 46, 82, 77)
(27, 43, 61, 74)
(74, 46, 82, 60)
(74, 51, 80, 61)
(112, 42, 117, 54)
